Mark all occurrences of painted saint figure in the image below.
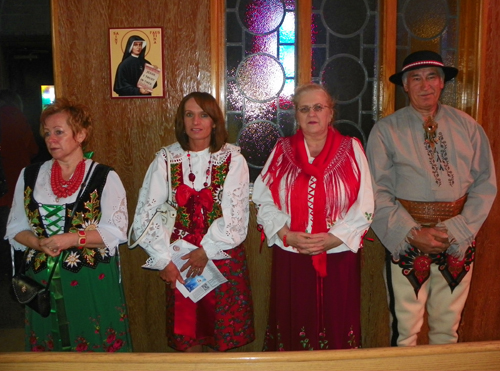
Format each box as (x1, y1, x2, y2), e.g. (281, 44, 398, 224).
(113, 35, 157, 96)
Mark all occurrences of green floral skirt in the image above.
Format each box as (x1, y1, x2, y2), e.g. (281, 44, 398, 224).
(24, 251, 132, 352)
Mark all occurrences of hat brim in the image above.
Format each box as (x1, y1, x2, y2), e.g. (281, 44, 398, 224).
(389, 66, 459, 86)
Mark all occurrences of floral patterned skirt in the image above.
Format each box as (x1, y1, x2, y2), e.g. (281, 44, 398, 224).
(263, 246, 361, 351)
(24, 252, 132, 352)
(166, 244, 255, 351)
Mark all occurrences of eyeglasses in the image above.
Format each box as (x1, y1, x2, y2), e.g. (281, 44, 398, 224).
(297, 104, 330, 114)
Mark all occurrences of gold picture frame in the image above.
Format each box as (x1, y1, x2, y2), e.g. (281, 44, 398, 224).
(109, 27, 164, 98)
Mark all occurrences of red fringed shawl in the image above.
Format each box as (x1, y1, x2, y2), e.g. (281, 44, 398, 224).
(261, 128, 361, 276)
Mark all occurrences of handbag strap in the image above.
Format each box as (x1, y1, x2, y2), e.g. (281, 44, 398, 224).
(19, 161, 96, 287)
(128, 148, 174, 249)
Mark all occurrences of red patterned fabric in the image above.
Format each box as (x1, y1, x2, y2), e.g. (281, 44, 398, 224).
(175, 184, 214, 247)
(392, 244, 475, 296)
(166, 155, 255, 351)
(261, 128, 360, 276)
(264, 246, 361, 351)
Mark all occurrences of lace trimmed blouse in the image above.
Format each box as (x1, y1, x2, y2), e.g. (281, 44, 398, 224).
(132, 142, 250, 270)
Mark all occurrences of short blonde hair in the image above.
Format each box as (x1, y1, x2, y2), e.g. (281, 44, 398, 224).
(40, 98, 93, 148)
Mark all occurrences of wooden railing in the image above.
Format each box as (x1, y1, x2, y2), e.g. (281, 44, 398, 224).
(1, 341, 500, 371)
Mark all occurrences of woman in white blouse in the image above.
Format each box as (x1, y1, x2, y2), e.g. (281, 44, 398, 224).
(252, 83, 374, 351)
(132, 92, 254, 352)
(6, 98, 132, 352)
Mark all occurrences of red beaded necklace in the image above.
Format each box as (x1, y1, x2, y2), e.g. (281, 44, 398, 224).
(51, 159, 86, 200)
(186, 152, 212, 188)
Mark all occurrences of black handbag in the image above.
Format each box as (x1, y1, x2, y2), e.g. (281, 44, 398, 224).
(11, 161, 95, 317)
(11, 259, 58, 318)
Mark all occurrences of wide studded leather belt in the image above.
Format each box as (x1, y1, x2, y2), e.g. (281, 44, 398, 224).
(397, 194, 468, 227)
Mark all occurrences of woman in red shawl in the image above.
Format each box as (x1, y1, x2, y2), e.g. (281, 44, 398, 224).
(253, 83, 374, 350)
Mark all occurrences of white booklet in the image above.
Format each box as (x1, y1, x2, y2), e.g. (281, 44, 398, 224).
(170, 239, 227, 303)
(137, 63, 160, 92)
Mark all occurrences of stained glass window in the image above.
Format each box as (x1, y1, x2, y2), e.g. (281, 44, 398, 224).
(395, 0, 459, 109)
(225, 0, 463, 183)
(225, 0, 296, 182)
(311, 0, 379, 144)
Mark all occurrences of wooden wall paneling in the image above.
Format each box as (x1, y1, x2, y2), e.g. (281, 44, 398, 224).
(235, 203, 273, 352)
(460, 0, 500, 343)
(360, 230, 390, 348)
(455, 0, 482, 117)
(296, 0, 312, 85)
(50, 0, 214, 352)
(210, 0, 225, 104)
(377, 0, 397, 119)
(50, 1, 63, 97)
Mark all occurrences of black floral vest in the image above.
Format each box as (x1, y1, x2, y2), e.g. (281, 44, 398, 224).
(23, 161, 113, 274)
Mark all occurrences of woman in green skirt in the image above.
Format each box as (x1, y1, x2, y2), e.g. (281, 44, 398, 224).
(6, 98, 132, 352)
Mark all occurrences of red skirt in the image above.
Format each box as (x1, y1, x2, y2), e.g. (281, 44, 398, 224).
(166, 244, 255, 351)
(264, 246, 361, 351)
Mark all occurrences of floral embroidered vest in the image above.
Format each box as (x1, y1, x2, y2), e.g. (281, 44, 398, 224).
(23, 161, 113, 274)
(169, 153, 231, 247)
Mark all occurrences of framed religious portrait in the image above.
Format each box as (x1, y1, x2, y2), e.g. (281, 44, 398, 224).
(109, 27, 164, 98)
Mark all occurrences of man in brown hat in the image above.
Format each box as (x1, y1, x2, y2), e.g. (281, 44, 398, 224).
(366, 50, 497, 346)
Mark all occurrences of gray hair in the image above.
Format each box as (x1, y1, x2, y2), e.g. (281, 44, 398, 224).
(402, 67, 445, 86)
(293, 83, 335, 110)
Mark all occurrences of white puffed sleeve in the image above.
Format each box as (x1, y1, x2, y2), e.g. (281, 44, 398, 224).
(131, 148, 172, 270)
(97, 170, 128, 253)
(200, 146, 250, 259)
(327, 138, 374, 253)
(5, 168, 30, 251)
(252, 146, 291, 248)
